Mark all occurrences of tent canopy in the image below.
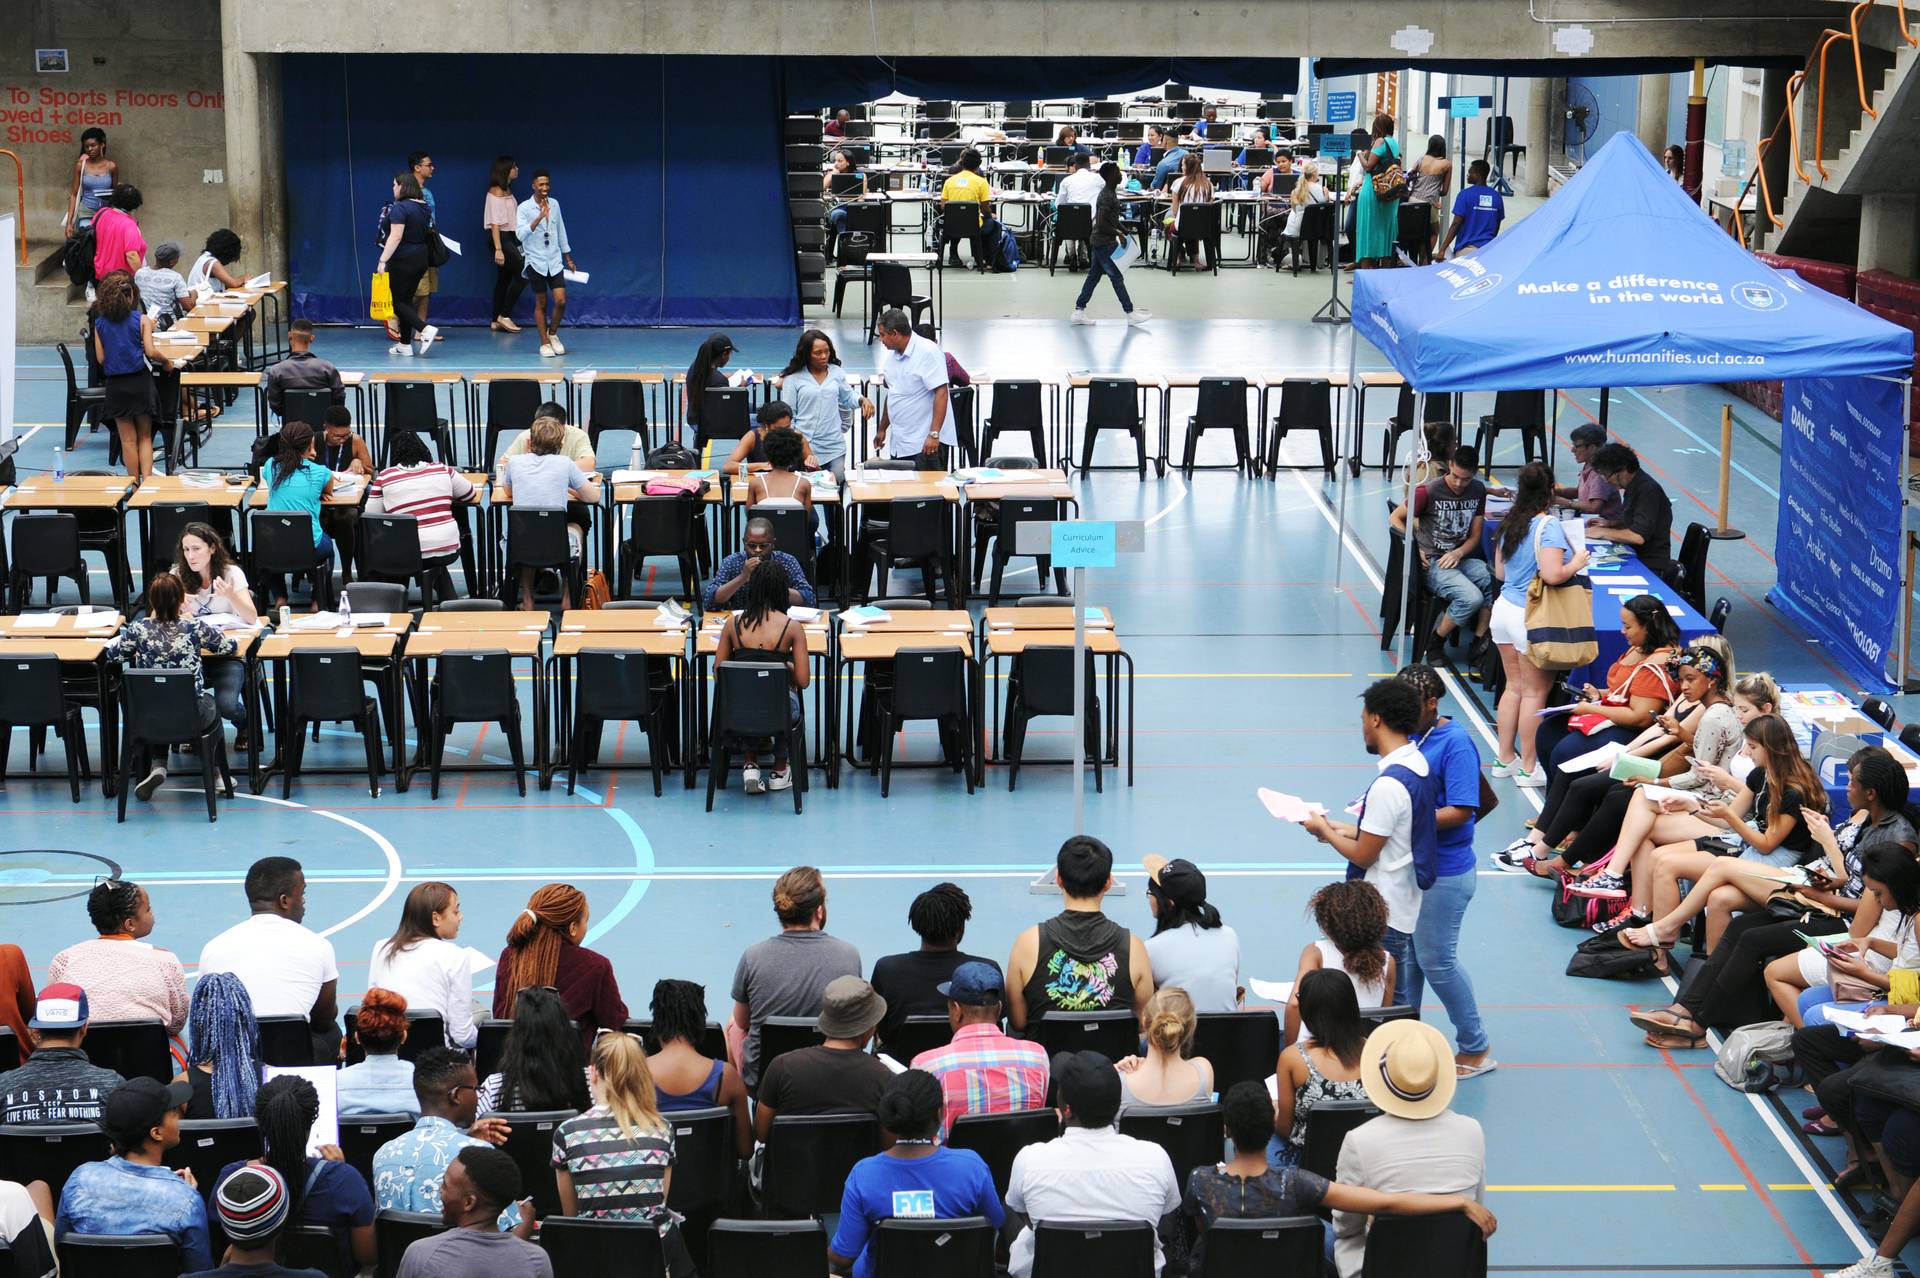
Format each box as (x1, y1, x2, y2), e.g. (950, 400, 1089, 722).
(1350, 133, 1914, 393)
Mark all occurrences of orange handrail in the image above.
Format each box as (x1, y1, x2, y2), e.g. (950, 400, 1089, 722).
(0, 149, 22, 267)
(1813, 29, 1850, 179)
(1788, 70, 1810, 182)
(1896, 0, 1918, 47)
(1852, 1, 1880, 119)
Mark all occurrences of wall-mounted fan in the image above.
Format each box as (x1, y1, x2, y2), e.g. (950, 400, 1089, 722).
(1565, 82, 1600, 165)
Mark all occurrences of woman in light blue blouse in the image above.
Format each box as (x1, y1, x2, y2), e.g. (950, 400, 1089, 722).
(774, 329, 873, 478)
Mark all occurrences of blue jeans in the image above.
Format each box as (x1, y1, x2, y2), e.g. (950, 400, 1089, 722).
(1406, 868, 1489, 1055)
(204, 657, 248, 728)
(1074, 242, 1134, 313)
(1424, 556, 1493, 627)
(1382, 925, 1412, 1007)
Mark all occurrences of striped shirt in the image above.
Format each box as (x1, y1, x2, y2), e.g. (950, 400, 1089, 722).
(366, 462, 475, 560)
(910, 1023, 1050, 1139)
(549, 1105, 675, 1223)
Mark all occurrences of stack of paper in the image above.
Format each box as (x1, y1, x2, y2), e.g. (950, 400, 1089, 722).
(1256, 787, 1326, 823)
(844, 606, 891, 626)
(1636, 783, 1700, 807)
(1560, 740, 1627, 773)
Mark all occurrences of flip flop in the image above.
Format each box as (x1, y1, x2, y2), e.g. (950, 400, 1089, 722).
(1456, 1059, 1499, 1079)
(1619, 925, 1675, 952)
(1644, 1029, 1707, 1050)
(1629, 1007, 1698, 1034)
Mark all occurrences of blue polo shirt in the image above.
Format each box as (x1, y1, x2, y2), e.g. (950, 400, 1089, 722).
(1415, 717, 1483, 877)
(829, 1147, 1003, 1278)
(1450, 184, 1506, 250)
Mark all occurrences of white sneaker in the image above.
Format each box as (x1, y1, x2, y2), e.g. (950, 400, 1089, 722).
(767, 768, 793, 792)
(136, 765, 167, 801)
(1513, 764, 1549, 788)
(1830, 1256, 1894, 1278)
(1126, 309, 1152, 326)
(1490, 757, 1523, 779)
(416, 324, 439, 346)
(549, 336, 566, 355)
(1071, 309, 1092, 325)
(389, 343, 413, 357)
(1489, 837, 1536, 873)
(539, 342, 556, 358)
(741, 765, 764, 795)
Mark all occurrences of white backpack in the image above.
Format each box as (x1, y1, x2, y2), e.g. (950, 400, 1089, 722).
(1714, 1021, 1796, 1092)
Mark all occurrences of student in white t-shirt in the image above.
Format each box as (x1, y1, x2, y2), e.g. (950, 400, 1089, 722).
(196, 856, 340, 1063)
(1300, 680, 1437, 1007)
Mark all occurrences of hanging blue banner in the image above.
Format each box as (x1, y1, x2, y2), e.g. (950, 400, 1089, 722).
(1769, 375, 1906, 693)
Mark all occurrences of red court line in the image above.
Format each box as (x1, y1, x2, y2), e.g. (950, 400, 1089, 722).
(1343, 585, 1384, 640)
(603, 723, 626, 808)
(1659, 1046, 1819, 1269)
(453, 723, 488, 809)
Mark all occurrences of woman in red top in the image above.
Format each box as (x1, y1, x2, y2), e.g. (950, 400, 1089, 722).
(492, 883, 628, 1040)
(0, 945, 34, 1060)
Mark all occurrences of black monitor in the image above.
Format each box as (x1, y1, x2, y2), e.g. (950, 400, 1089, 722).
(1164, 82, 1189, 99)
(1145, 146, 1166, 168)
(841, 145, 873, 167)
(829, 171, 866, 198)
(1091, 101, 1122, 120)
(1043, 145, 1073, 166)
(1004, 99, 1031, 118)
(1116, 121, 1146, 142)
(1306, 123, 1333, 139)
(919, 120, 960, 140)
(834, 104, 869, 120)
(844, 120, 873, 139)
(1259, 100, 1292, 120)
(922, 100, 954, 117)
(937, 144, 967, 167)
(1241, 148, 1273, 167)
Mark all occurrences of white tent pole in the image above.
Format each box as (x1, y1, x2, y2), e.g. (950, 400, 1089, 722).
(1399, 383, 1422, 664)
(1334, 335, 1361, 589)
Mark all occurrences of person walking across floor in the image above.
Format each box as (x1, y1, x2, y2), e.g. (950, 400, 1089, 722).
(91, 270, 168, 478)
(516, 170, 576, 358)
(1072, 163, 1149, 327)
(374, 172, 438, 357)
(485, 156, 526, 333)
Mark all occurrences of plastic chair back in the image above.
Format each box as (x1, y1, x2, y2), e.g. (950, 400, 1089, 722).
(660, 1105, 733, 1215)
(255, 1014, 315, 1067)
(360, 515, 426, 579)
(0, 1123, 111, 1202)
(1086, 378, 1139, 427)
(892, 646, 968, 721)
(436, 650, 517, 723)
(0, 654, 67, 727)
(1299, 1097, 1383, 1180)
(885, 497, 946, 561)
(702, 388, 753, 442)
(11, 513, 81, 574)
(1117, 1099, 1223, 1191)
(577, 649, 658, 721)
(947, 1108, 1061, 1197)
(1198, 1216, 1326, 1277)
(706, 1219, 827, 1278)
(761, 1112, 884, 1217)
(1278, 379, 1332, 430)
(540, 1216, 667, 1278)
(878, 1014, 953, 1063)
(715, 662, 795, 739)
(374, 1209, 444, 1278)
(1027, 1010, 1140, 1062)
(628, 495, 699, 555)
(1030, 1218, 1155, 1278)
(123, 669, 205, 747)
(340, 1113, 416, 1189)
(145, 502, 214, 572)
(281, 387, 334, 427)
(1362, 1212, 1489, 1277)
(501, 1109, 579, 1220)
(165, 1117, 262, 1195)
(1193, 1012, 1281, 1098)
(57, 1234, 179, 1278)
(1055, 204, 1093, 240)
(250, 512, 322, 575)
(506, 509, 571, 573)
(79, 1019, 173, 1083)
(871, 1216, 998, 1277)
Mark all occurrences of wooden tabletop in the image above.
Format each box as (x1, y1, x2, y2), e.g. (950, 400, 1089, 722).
(839, 631, 973, 660)
(841, 609, 974, 633)
(696, 617, 832, 656)
(844, 480, 959, 504)
(368, 370, 465, 384)
(279, 613, 411, 636)
(256, 632, 401, 660)
(560, 610, 691, 632)
(340, 372, 367, 387)
(0, 613, 123, 636)
(467, 371, 568, 385)
(249, 484, 365, 509)
(553, 631, 687, 658)
(1360, 371, 1406, 386)
(5, 477, 134, 509)
(413, 610, 551, 633)
(130, 476, 252, 509)
(983, 606, 1113, 630)
(0, 638, 110, 661)
(611, 470, 724, 504)
(176, 316, 234, 334)
(180, 371, 262, 387)
(962, 474, 1072, 502)
(986, 628, 1124, 655)
(575, 372, 664, 383)
(405, 629, 546, 658)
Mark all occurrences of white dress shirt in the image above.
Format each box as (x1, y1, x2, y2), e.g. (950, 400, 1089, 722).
(1007, 1126, 1180, 1276)
(196, 913, 338, 1019)
(880, 332, 954, 457)
(368, 936, 480, 1048)
(1056, 168, 1105, 207)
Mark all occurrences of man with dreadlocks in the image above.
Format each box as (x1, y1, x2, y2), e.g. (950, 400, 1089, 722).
(869, 882, 1003, 1048)
(218, 1073, 376, 1272)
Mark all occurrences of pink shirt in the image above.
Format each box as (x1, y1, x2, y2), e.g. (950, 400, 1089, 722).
(92, 207, 147, 281)
(47, 936, 190, 1034)
(484, 191, 517, 230)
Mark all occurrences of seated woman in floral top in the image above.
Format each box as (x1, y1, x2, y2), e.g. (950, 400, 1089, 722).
(104, 573, 236, 801)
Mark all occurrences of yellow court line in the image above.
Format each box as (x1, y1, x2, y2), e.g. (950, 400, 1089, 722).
(1488, 1184, 1678, 1193)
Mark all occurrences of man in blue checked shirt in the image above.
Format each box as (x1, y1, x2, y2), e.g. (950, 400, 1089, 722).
(515, 170, 579, 359)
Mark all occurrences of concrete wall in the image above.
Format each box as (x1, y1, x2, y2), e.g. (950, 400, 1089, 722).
(1, 0, 227, 259)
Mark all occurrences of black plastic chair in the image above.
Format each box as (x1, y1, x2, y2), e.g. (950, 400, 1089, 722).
(706, 661, 807, 814)
(0, 1027, 18, 1071)
(1396, 201, 1433, 265)
(619, 495, 702, 601)
(1004, 644, 1100, 793)
(1709, 596, 1732, 632)
(0, 653, 88, 803)
(1030, 1218, 1154, 1278)
(570, 647, 674, 798)
(358, 515, 439, 609)
(878, 1014, 954, 1064)
(868, 263, 933, 341)
(1299, 1096, 1383, 1180)
(659, 1105, 734, 1217)
(587, 382, 650, 461)
(948, 1108, 1061, 1198)
(381, 381, 458, 467)
(8, 513, 89, 610)
(482, 380, 547, 469)
(696, 388, 753, 449)
(282, 647, 384, 799)
(757, 1016, 825, 1073)
(255, 1014, 315, 1067)
(0, 1123, 112, 1203)
(340, 1113, 416, 1190)
(59, 341, 106, 449)
(1184, 377, 1251, 475)
(864, 497, 953, 605)
(1281, 200, 1337, 274)
(1197, 1215, 1326, 1277)
(541, 1216, 667, 1278)
(80, 1018, 172, 1083)
(428, 649, 524, 799)
(1360, 1004, 1419, 1030)
(748, 504, 818, 592)
(250, 511, 334, 611)
(1117, 1100, 1223, 1193)
(142, 501, 215, 576)
(1675, 522, 1711, 613)
(832, 203, 889, 318)
(874, 646, 974, 797)
(1169, 201, 1222, 275)
(976, 497, 1065, 603)
(164, 1116, 262, 1195)
(981, 380, 1048, 463)
(626, 1019, 728, 1060)
(474, 1018, 513, 1080)
(1267, 379, 1335, 480)
(280, 387, 336, 430)
(117, 668, 233, 824)
(871, 1216, 998, 1277)
(706, 1219, 826, 1278)
(1362, 1212, 1489, 1277)
(941, 201, 984, 265)
(1050, 204, 1093, 276)
(761, 1112, 884, 1218)
(1472, 390, 1547, 471)
(342, 1008, 446, 1064)
(284, 1223, 355, 1278)
(1079, 378, 1146, 477)
(505, 508, 577, 608)
(57, 1234, 179, 1278)
(374, 1209, 445, 1278)
(501, 1109, 579, 1220)
(1193, 1012, 1281, 1099)
(1026, 1010, 1138, 1063)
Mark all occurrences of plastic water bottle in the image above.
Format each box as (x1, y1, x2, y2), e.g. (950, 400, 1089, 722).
(629, 440, 642, 472)
(339, 588, 352, 627)
(52, 447, 63, 481)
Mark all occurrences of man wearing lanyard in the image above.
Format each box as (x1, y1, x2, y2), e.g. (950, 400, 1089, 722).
(872, 309, 952, 473)
(515, 170, 578, 359)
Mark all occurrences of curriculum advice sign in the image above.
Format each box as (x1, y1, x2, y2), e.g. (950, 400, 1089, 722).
(1769, 376, 1905, 694)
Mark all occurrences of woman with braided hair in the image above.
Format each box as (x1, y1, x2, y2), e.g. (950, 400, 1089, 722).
(49, 878, 189, 1033)
(177, 971, 260, 1120)
(870, 882, 1002, 1047)
(491, 883, 627, 1040)
(219, 1072, 376, 1271)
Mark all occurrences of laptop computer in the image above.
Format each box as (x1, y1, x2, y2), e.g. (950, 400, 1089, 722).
(1201, 150, 1234, 174)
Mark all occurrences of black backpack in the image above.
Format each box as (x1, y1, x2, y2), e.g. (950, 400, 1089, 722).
(647, 443, 698, 470)
(1552, 873, 1631, 931)
(1566, 931, 1664, 981)
(64, 224, 97, 286)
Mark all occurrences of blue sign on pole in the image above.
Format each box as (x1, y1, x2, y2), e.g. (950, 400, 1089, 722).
(1318, 134, 1352, 160)
(1448, 95, 1483, 120)
(1051, 521, 1117, 568)
(1327, 91, 1357, 123)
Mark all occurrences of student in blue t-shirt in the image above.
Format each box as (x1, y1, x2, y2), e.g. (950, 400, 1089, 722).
(828, 1070, 1003, 1278)
(1438, 159, 1506, 259)
(1397, 665, 1496, 1081)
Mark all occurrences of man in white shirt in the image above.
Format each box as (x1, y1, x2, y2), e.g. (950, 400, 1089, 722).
(872, 309, 953, 473)
(1005, 1050, 1180, 1277)
(197, 857, 340, 1062)
(1056, 153, 1105, 208)
(1333, 1020, 1490, 1277)
(1300, 678, 1437, 1005)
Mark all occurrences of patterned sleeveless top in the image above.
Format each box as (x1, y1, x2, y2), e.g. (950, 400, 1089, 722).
(1289, 1048, 1367, 1149)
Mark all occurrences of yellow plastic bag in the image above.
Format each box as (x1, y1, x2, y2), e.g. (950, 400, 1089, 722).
(369, 272, 394, 322)
(1890, 967, 1920, 1006)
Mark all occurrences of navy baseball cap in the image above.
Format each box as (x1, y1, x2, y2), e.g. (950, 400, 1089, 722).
(937, 961, 1004, 1006)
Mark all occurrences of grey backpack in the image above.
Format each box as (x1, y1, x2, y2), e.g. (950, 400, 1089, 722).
(1714, 1021, 1797, 1092)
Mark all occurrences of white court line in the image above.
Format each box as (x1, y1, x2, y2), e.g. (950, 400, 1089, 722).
(1286, 466, 1873, 1258)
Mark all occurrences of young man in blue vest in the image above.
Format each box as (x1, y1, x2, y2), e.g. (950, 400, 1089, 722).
(1302, 678, 1439, 1006)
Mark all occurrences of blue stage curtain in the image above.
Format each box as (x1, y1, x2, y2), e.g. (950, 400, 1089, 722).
(282, 54, 800, 327)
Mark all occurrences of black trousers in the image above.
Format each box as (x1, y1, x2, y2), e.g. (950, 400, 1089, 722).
(1539, 772, 1630, 861)
(491, 231, 527, 319)
(1677, 911, 1848, 1032)
(387, 257, 428, 342)
(1795, 1022, 1868, 1131)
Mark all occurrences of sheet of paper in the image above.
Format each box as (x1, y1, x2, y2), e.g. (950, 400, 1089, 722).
(1637, 784, 1700, 807)
(1825, 1008, 1909, 1037)
(439, 235, 462, 256)
(562, 269, 590, 284)
(610, 470, 659, 485)
(1560, 518, 1587, 555)
(1248, 978, 1294, 1005)
(1256, 787, 1326, 823)
(876, 1053, 907, 1075)
(788, 606, 822, 623)
(461, 945, 497, 978)
(572, 369, 597, 383)
(1596, 574, 1648, 585)
(1868, 1028, 1920, 1049)
(263, 1066, 339, 1152)
(244, 272, 272, 288)
(1559, 741, 1627, 773)
(11, 613, 59, 629)
(1535, 704, 1579, 718)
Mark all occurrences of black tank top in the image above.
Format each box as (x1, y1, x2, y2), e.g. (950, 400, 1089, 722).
(726, 616, 795, 673)
(1023, 910, 1133, 1018)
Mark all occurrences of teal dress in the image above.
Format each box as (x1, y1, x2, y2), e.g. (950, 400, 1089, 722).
(1354, 137, 1401, 263)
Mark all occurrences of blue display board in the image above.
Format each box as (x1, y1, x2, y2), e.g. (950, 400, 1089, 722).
(1327, 91, 1357, 123)
(1769, 375, 1907, 693)
(1448, 95, 1484, 119)
(1319, 134, 1353, 160)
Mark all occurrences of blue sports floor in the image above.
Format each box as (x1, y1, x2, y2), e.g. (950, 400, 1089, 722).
(2, 304, 1910, 1275)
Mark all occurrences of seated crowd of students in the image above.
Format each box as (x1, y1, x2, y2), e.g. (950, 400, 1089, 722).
(0, 843, 1495, 1277)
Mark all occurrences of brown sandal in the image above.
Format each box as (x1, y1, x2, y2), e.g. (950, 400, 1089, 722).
(1630, 1007, 1700, 1035)
(1644, 1029, 1708, 1050)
